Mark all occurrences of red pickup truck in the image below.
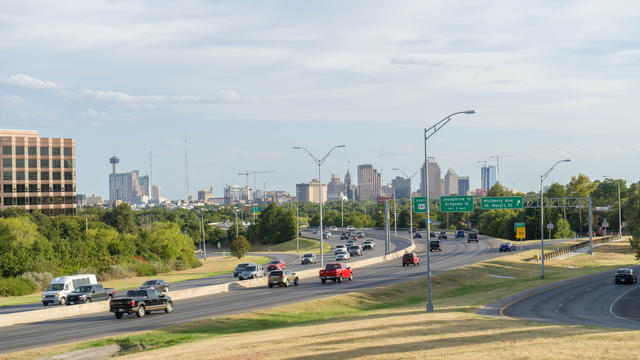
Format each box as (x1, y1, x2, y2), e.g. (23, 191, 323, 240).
(319, 263, 353, 284)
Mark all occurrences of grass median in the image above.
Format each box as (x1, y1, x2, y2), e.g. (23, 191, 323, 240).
(250, 237, 332, 254)
(5, 239, 638, 359)
(0, 255, 269, 308)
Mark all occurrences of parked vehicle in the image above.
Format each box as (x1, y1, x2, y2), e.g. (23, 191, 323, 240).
(301, 253, 317, 264)
(614, 268, 637, 284)
(238, 265, 266, 280)
(438, 232, 448, 240)
(139, 279, 170, 292)
(110, 289, 173, 319)
(362, 240, 375, 250)
(336, 250, 351, 261)
(348, 245, 363, 256)
(402, 253, 420, 266)
(42, 274, 97, 306)
(430, 240, 442, 252)
(268, 270, 299, 287)
(319, 263, 353, 284)
(456, 230, 466, 239)
(234, 262, 256, 277)
(414, 232, 422, 239)
(267, 260, 286, 271)
(67, 284, 115, 305)
(499, 242, 516, 252)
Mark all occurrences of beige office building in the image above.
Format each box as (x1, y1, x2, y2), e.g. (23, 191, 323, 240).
(1, 129, 76, 215)
(296, 179, 327, 204)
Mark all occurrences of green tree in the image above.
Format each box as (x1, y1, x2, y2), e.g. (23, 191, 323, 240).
(249, 203, 295, 244)
(104, 204, 136, 233)
(230, 235, 250, 259)
(554, 218, 574, 239)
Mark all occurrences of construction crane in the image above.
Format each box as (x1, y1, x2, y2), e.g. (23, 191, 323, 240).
(238, 170, 274, 221)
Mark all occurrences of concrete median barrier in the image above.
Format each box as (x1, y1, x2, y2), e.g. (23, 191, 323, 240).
(0, 240, 415, 328)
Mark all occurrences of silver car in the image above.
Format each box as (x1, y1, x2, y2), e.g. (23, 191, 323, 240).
(238, 265, 265, 280)
(336, 251, 351, 261)
(348, 245, 363, 256)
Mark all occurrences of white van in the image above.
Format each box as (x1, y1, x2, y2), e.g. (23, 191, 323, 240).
(41, 274, 97, 306)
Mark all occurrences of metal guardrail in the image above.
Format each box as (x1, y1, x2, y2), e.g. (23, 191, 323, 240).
(541, 236, 615, 260)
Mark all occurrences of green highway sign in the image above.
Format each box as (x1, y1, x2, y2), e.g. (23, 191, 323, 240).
(413, 197, 427, 213)
(481, 196, 524, 210)
(252, 206, 262, 214)
(514, 222, 525, 231)
(440, 195, 474, 212)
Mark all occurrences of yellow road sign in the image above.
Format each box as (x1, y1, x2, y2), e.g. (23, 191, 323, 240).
(516, 227, 526, 239)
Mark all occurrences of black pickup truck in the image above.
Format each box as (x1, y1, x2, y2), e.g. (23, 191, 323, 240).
(66, 284, 116, 305)
(110, 289, 173, 319)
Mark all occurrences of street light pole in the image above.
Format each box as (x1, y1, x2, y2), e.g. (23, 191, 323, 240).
(293, 145, 346, 269)
(200, 211, 207, 261)
(540, 159, 570, 279)
(296, 201, 299, 254)
(604, 176, 622, 238)
(424, 110, 476, 313)
(393, 184, 397, 236)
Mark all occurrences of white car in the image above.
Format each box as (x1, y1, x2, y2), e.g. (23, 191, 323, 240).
(335, 244, 347, 251)
(335, 251, 351, 261)
(329, 226, 338, 231)
(346, 226, 355, 231)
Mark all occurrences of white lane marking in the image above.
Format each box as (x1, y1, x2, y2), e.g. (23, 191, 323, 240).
(585, 288, 591, 292)
(569, 295, 575, 300)
(608, 285, 640, 320)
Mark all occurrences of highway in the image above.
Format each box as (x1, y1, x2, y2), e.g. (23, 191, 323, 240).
(0, 229, 398, 315)
(0, 231, 503, 353)
(483, 265, 640, 330)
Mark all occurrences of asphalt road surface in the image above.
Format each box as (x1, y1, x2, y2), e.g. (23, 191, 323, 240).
(484, 265, 640, 330)
(0, 233, 506, 353)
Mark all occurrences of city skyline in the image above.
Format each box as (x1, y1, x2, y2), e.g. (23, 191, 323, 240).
(1, 2, 639, 199)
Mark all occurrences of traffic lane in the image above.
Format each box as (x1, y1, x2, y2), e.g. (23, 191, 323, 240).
(0, 238, 490, 353)
(500, 266, 640, 330)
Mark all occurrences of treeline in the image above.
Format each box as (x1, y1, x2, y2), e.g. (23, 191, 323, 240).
(0, 204, 201, 296)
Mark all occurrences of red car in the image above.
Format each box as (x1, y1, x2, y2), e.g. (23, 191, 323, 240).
(402, 253, 420, 266)
(267, 260, 286, 271)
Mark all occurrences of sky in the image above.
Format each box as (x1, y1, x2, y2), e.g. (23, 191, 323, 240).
(1, 0, 639, 200)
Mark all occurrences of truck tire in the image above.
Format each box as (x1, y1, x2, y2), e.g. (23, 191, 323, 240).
(348, 273, 353, 281)
(59, 297, 66, 305)
(115, 312, 123, 319)
(268, 283, 273, 288)
(321, 279, 326, 284)
(42, 302, 48, 306)
(85, 298, 92, 304)
(136, 305, 146, 318)
(165, 301, 173, 313)
(294, 278, 299, 286)
(338, 275, 343, 283)
(107, 295, 113, 301)
(284, 279, 289, 287)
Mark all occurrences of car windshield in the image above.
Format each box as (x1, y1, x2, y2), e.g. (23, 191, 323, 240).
(236, 263, 249, 269)
(143, 280, 157, 285)
(325, 264, 340, 270)
(75, 286, 92, 293)
(617, 269, 632, 274)
(403, 254, 412, 259)
(46, 284, 64, 291)
(303, 254, 313, 258)
(244, 266, 256, 272)
(270, 271, 283, 276)
(270, 261, 280, 264)
(126, 290, 148, 297)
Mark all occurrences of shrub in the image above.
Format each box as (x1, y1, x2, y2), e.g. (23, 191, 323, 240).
(98, 265, 131, 281)
(134, 262, 158, 277)
(0, 277, 37, 296)
(19, 272, 52, 291)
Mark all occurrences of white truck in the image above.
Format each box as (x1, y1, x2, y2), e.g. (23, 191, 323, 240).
(41, 274, 97, 306)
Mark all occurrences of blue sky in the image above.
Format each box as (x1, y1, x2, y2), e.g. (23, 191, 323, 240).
(1, 0, 639, 199)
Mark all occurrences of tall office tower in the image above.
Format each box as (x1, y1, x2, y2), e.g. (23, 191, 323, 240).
(224, 184, 243, 205)
(444, 168, 459, 196)
(326, 173, 345, 201)
(296, 179, 327, 204)
(481, 165, 497, 191)
(344, 170, 354, 200)
(151, 185, 161, 201)
(357, 164, 381, 201)
(198, 186, 214, 202)
(419, 160, 442, 199)
(392, 176, 411, 199)
(0, 129, 76, 215)
(109, 168, 146, 204)
(458, 176, 470, 196)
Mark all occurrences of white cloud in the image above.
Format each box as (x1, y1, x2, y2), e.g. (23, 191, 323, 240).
(2, 74, 58, 89)
(0, 94, 26, 107)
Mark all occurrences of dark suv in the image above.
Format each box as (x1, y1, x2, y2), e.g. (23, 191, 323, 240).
(430, 240, 442, 252)
(468, 232, 479, 243)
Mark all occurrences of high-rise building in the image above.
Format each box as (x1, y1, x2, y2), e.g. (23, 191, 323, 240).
(357, 164, 381, 201)
(458, 176, 470, 196)
(151, 185, 161, 201)
(392, 176, 411, 199)
(481, 165, 497, 191)
(86, 194, 104, 206)
(0, 129, 76, 215)
(327, 173, 344, 201)
(419, 160, 441, 199)
(109, 169, 147, 205)
(76, 194, 86, 207)
(444, 168, 459, 196)
(224, 185, 250, 205)
(296, 179, 326, 203)
(198, 186, 214, 203)
(344, 170, 354, 200)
